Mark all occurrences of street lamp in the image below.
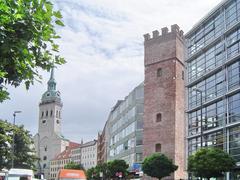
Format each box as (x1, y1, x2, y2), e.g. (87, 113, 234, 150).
(194, 88, 203, 148)
(11, 110, 22, 168)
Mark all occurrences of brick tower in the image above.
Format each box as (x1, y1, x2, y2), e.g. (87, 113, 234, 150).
(143, 24, 186, 179)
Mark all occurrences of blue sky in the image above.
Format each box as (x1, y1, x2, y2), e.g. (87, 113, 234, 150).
(0, 0, 221, 143)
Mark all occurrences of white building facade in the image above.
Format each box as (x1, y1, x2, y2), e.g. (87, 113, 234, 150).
(81, 140, 98, 170)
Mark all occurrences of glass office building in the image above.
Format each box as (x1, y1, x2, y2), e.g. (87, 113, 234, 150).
(107, 83, 144, 171)
(186, 0, 240, 179)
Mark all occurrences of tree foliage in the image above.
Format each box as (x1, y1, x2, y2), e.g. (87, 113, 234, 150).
(86, 160, 128, 180)
(0, 0, 65, 102)
(64, 162, 85, 171)
(142, 153, 178, 180)
(0, 120, 38, 169)
(188, 148, 236, 180)
(107, 159, 129, 178)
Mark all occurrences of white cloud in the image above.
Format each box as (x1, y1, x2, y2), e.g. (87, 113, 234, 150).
(0, 0, 221, 142)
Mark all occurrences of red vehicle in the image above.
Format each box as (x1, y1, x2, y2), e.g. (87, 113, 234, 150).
(58, 169, 86, 180)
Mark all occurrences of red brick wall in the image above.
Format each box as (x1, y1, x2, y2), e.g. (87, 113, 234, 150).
(143, 25, 186, 179)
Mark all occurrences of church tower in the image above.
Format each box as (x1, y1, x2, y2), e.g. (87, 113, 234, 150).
(34, 69, 69, 179)
(38, 68, 62, 136)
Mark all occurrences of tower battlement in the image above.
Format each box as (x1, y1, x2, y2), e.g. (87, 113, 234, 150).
(143, 24, 184, 43)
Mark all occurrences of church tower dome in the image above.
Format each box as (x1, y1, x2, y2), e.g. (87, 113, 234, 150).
(40, 68, 62, 106)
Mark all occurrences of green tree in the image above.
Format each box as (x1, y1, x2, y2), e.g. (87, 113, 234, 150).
(0, 120, 38, 169)
(64, 162, 85, 171)
(188, 147, 236, 180)
(0, 120, 12, 169)
(86, 167, 95, 180)
(0, 0, 65, 102)
(94, 163, 110, 180)
(13, 125, 38, 169)
(142, 153, 178, 180)
(107, 159, 129, 179)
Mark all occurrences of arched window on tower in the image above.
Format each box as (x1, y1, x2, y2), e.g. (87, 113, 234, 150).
(41, 111, 44, 118)
(50, 110, 53, 117)
(59, 111, 61, 118)
(157, 68, 162, 77)
(46, 111, 48, 117)
(155, 143, 161, 152)
(56, 110, 58, 118)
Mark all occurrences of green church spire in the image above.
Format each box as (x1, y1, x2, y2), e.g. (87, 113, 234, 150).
(47, 68, 56, 91)
(40, 68, 62, 105)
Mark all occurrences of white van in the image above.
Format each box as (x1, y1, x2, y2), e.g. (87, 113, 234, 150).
(7, 169, 34, 180)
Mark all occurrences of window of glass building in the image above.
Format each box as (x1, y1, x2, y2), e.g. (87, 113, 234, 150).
(229, 92, 240, 123)
(203, 130, 224, 149)
(228, 61, 240, 90)
(136, 136, 143, 146)
(229, 125, 240, 162)
(136, 153, 143, 162)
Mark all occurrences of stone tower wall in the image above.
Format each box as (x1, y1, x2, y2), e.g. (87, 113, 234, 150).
(143, 24, 186, 179)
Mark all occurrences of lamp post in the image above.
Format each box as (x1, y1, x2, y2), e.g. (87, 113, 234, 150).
(195, 89, 203, 148)
(11, 110, 22, 168)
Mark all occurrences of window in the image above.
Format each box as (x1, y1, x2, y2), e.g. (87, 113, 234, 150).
(44, 146, 47, 152)
(50, 110, 53, 117)
(156, 113, 162, 122)
(56, 120, 60, 124)
(136, 153, 143, 162)
(43, 156, 47, 160)
(182, 70, 184, 80)
(157, 68, 162, 77)
(41, 111, 44, 118)
(43, 164, 46, 168)
(42, 120, 46, 124)
(46, 111, 48, 117)
(155, 143, 161, 152)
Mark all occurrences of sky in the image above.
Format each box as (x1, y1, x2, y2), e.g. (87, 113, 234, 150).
(0, 0, 221, 143)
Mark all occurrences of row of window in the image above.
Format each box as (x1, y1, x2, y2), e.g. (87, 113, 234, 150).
(110, 122, 135, 146)
(82, 161, 96, 167)
(188, 22, 240, 84)
(51, 159, 69, 166)
(109, 138, 135, 157)
(188, 92, 240, 136)
(188, 125, 240, 162)
(111, 85, 144, 121)
(188, 60, 240, 109)
(111, 107, 136, 133)
(188, 12, 224, 56)
(41, 109, 61, 118)
(82, 146, 96, 152)
(187, 0, 240, 57)
(188, 41, 225, 82)
(82, 153, 95, 159)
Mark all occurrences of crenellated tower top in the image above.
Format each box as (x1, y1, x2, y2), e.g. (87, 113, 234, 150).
(143, 24, 184, 44)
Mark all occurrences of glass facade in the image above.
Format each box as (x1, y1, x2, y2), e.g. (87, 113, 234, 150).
(107, 83, 144, 170)
(186, 0, 240, 178)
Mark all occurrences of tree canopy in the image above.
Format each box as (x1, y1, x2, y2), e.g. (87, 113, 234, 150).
(142, 153, 178, 180)
(0, 120, 38, 170)
(107, 159, 129, 178)
(64, 162, 85, 171)
(86, 160, 129, 180)
(188, 147, 236, 180)
(0, 0, 65, 102)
